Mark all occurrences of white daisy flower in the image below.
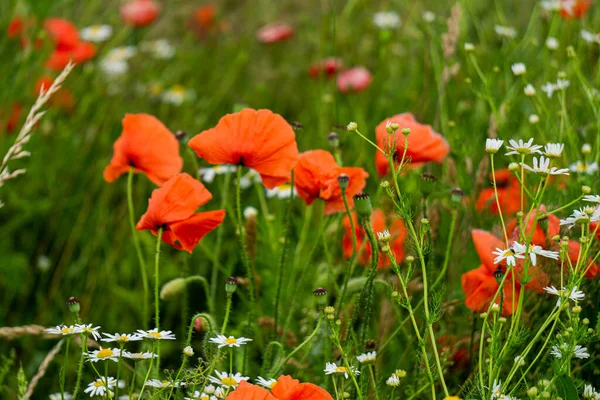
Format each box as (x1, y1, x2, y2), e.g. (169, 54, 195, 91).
(583, 384, 600, 398)
(583, 195, 600, 204)
(204, 385, 216, 395)
(492, 245, 525, 266)
(544, 143, 564, 158)
(386, 374, 401, 387)
(540, 0, 561, 10)
(377, 230, 391, 241)
(357, 351, 377, 364)
(199, 165, 237, 183)
(141, 39, 175, 60)
(49, 394, 73, 400)
(422, 11, 436, 23)
(521, 156, 569, 176)
(505, 138, 543, 156)
(266, 183, 296, 199)
(494, 25, 517, 39)
(84, 377, 117, 397)
(243, 206, 258, 219)
(556, 78, 570, 90)
(106, 46, 137, 61)
(544, 285, 585, 306)
(581, 30, 600, 44)
(582, 143, 592, 154)
(324, 362, 360, 379)
(524, 84, 536, 96)
(256, 377, 278, 389)
(528, 244, 559, 265)
(161, 85, 196, 106)
(80, 25, 113, 42)
(485, 138, 504, 153)
(102, 333, 142, 343)
(121, 351, 157, 360)
(529, 114, 539, 124)
(491, 379, 503, 399)
(373, 11, 401, 29)
(86, 347, 121, 362)
(570, 161, 599, 175)
(511, 63, 526, 76)
(145, 379, 185, 388)
(546, 37, 559, 50)
(208, 334, 252, 348)
(45, 325, 82, 336)
(541, 82, 557, 98)
(136, 329, 176, 340)
(239, 169, 262, 189)
(574, 345, 590, 359)
(560, 207, 600, 229)
(208, 371, 249, 388)
(551, 344, 564, 359)
(100, 58, 129, 77)
(75, 324, 102, 341)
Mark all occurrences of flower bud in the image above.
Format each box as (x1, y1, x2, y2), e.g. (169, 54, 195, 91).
(582, 143, 592, 154)
(160, 278, 187, 300)
(508, 162, 519, 171)
(328, 132, 339, 148)
(493, 267, 504, 284)
(313, 287, 328, 309)
(66, 297, 80, 314)
(353, 193, 372, 218)
(583, 318, 590, 325)
(337, 174, 349, 190)
(420, 173, 437, 196)
(490, 303, 500, 313)
(183, 346, 194, 357)
(401, 128, 411, 135)
(572, 305, 582, 314)
(380, 180, 390, 188)
(464, 43, 475, 51)
(347, 122, 358, 131)
(527, 387, 538, 397)
(451, 188, 464, 205)
(405, 256, 414, 263)
(324, 306, 335, 315)
(225, 277, 238, 294)
(582, 185, 591, 194)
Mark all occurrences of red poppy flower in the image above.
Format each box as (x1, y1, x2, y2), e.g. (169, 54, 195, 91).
(43, 18, 96, 70)
(188, 108, 298, 189)
(294, 150, 368, 215)
(103, 113, 183, 186)
(374, 113, 450, 177)
(257, 23, 294, 43)
(461, 230, 521, 316)
(567, 241, 599, 279)
(44, 18, 79, 50)
(506, 204, 560, 246)
(560, 0, 592, 18)
(136, 173, 225, 253)
(35, 76, 74, 111)
(120, 0, 160, 27)
(193, 4, 217, 29)
(1, 103, 23, 133)
(475, 169, 522, 215)
(336, 67, 372, 93)
(8, 17, 24, 39)
(342, 209, 406, 269)
(308, 58, 343, 78)
(227, 375, 333, 400)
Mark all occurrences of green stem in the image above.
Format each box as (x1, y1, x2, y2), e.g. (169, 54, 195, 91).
(276, 313, 323, 373)
(221, 293, 233, 335)
(368, 366, 380, 400)
(138, 342, 157, 399)
(115, 343, 124, 398)
(154, 227, 164, 375)
(336, 188, 357, 319)
(235, 166, 256, 305)
(72, 334, 87, 400)
(210, 172, 232, 310)
(60, 337, 71, 400)
(490, 155, 509, 244)
(128, 168, 149, 328)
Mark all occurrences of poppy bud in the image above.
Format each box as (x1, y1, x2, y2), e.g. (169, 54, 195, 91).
(225, 277, 238, 294)
(66, 297, 80, 314)
(313, 287, 328, 309)
(337, 174, 349, 190)
(493, 267, 504, 284)
(160, 278, 187, 300)
(327, 132, 339, 148)
(420, 173, 437, 196)
(450, 188, 464, 204)
(175, 130, 187, 142)
(582, 185, 591, 194)
(353, 192, 372, 218)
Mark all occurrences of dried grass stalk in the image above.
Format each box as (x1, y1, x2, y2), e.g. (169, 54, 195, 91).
(22, 339, 64, 400)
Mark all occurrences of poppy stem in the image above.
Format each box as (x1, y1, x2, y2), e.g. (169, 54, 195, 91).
(336, 187, 357, 320)
(235, 165, 256, 305)
(154, 226, 163, 375)
(127, 168, 149, 328)
(59, 336, 70, 400)
(72, 332, 87, 399)
(355, 219, 379, 352)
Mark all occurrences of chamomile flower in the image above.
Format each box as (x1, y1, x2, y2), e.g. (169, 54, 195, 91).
(540, 0, 561, 11)
(490, 379, 503, 399)
(102, 333, 142, 343)
(583, 195, 600, 204)
(485, 138, 504, 153)
(45, 325, 82, 336)
(511, 63, 526, 76)
(141, 39, 175, 60)
(208, 334, 252, 348)
(184, 391, 205, 400)
(100, 58, 129, 77)
(574, 345, 591, 359)
(581, 30, 600, 44)
(521, 156, 569, 176)
(386, 374, 401, 387)
(76, 324, 102, 340)
(244, 206, 258, 219)
(356, 351, 377, 364)
(529, 114, 539, 124)
(84, 377, 117, 397)
(161, 85, 195, 106)
(136, 329, 176, 340)
(422, 11, 436, 23)
(570, 161, 599, 175)
(541, 82, 557, 98)
(583, 384, 600, 399)
(80, 25, 113, 42)
(551, 343, 590, 359)
(256, 377, 278, 389)
(377, 230, 391, 241)
(544, 285, 585, 306)
(492, 245, 525, 267)
(560, 208, 600, 229)
(556, 78, 570, 90)
(504, 138, 543, 156)
(121, 351, 157, 360)
(373, 11, 401, 29)
(494, 25, 517, 39)
(524, 84, 536, 96)
(546, 36, 559, 50)
(199, 165, 237, 183)
(209, 371, 249, 388)
(239, 169, 262, 189)
(582, 143, 592, 154)
(324, 362, 360, 379)
(49, 394, 73, 400)
(528, 245, 559, 265)
(544, 143, 564, 158)
(514, 355, 526, 367)
(86, 347, 121, 362)
(145, 379, 185, 388)
(266, 183, 296, 199)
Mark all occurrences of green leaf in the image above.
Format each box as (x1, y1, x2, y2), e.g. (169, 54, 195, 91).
(555, 374, 579, 400)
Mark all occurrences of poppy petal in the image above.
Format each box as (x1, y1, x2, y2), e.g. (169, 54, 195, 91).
(472, 229, 504, 272)
(226, 381, 276, 400)
(272, 375, 300, 398)
(168, 210, 226, 253)
(285, 383, 334, 400)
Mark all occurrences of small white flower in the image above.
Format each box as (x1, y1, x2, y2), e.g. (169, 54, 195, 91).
(581, 30, 600, 44)
(145, 379, 185, 388)
(244, 206, 258, 219)
(422, 11, 436, 23)
(256, 377, 277, 389)
(492, 244, 525, 266)
(491, 379, 503, 399)
(204, 384, 216, 394)
(239, 169, 262, 189)
(162, 85, 195, 106)
(347, 121, 358, 131)
(136, 329, 176, 340)
(84, 377, 117, 397)
(324, 362, 360, 379)
(86, 347, 121, 362)
(183, 346, 194, 357)
(266, 183, 296, 199)
(356, 351, 377, 364)
(524, 84, 536, 96)
(49, 394, 73, 400)
(208, 334, 252, 348)
(574, 345, 590, 359)
(514, 355, 526, 367)
(511, 63, 526, 76)
(583, 384, 600, 398)
(80, 25, 113, 42)
(541, 82, 557, 98)
(464, 42, 475, 51)
(582, 143, 592, 154)
(486, 138, 504, 153)
(199, 165, 237, 183)
(121, 351, 157, 360)
(546, 36, 559, 50)
(521, 156, 569, 176)
(76, 324, 102, 341)
(106, 46, 137, 61)
(544, 285, 585, 306)
(494, 25, 517, 39)
(209, 371, 249, 388)
(102, 333, 142, 343)
(505, 138, 543, 156)
(141, 39, 175, 60)
(570, 161, 599, 175)
(527, 244, 559, 266)
(100, 58, 129, 77)
(551, 344, 564, 359)
(386, 374, 401, 387)
(560, 207, 600, 229)
(529, 114, 539, 124)
(45, 325, 82, 336)
(373, 11, 401, 29)
(556, 78, 570, 90)
(583, 195, 600, 204)
(377, 230, 391, 241)
(544, 143, 564, 158)
(540, 0, 561, 10)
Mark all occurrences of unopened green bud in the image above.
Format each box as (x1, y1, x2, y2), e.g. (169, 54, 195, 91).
(401, 128, 411, 135)
(225, 277, 238, 294)
(420, 173, 437, 196)
(380, 180, 390, 188)
(582, 185, 591, 194)
(353, 193, 372, 218)
(66, 297, 80, 314)
(337, 174, 349, 190)
(160, 278, 187, 300)
(451, 188, 465, 204)
(327, 132, 339, 148)
(527, 387, 538, 397)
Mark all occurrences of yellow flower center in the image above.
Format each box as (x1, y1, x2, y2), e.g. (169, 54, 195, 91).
(171, 85, 186, 94)
(91, 25, 102, 32)
(278, 184, 291, 191)
(335, 366, 348, 373)
(149, 331, 162, 339)
(201, 396, 210, 400)
(120, 335, 129, 341)
(221, 377, 238, 386)
(60, 327, 71, 334)
(225, 337, 238, 345)
(269, 381, 277, 389)
(162, 381, 169, 385)
(97, 349, 114, 358)
(94, 380, 105, 387)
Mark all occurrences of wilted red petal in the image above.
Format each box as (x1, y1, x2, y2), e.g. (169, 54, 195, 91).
(337, 67, 372, 93)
